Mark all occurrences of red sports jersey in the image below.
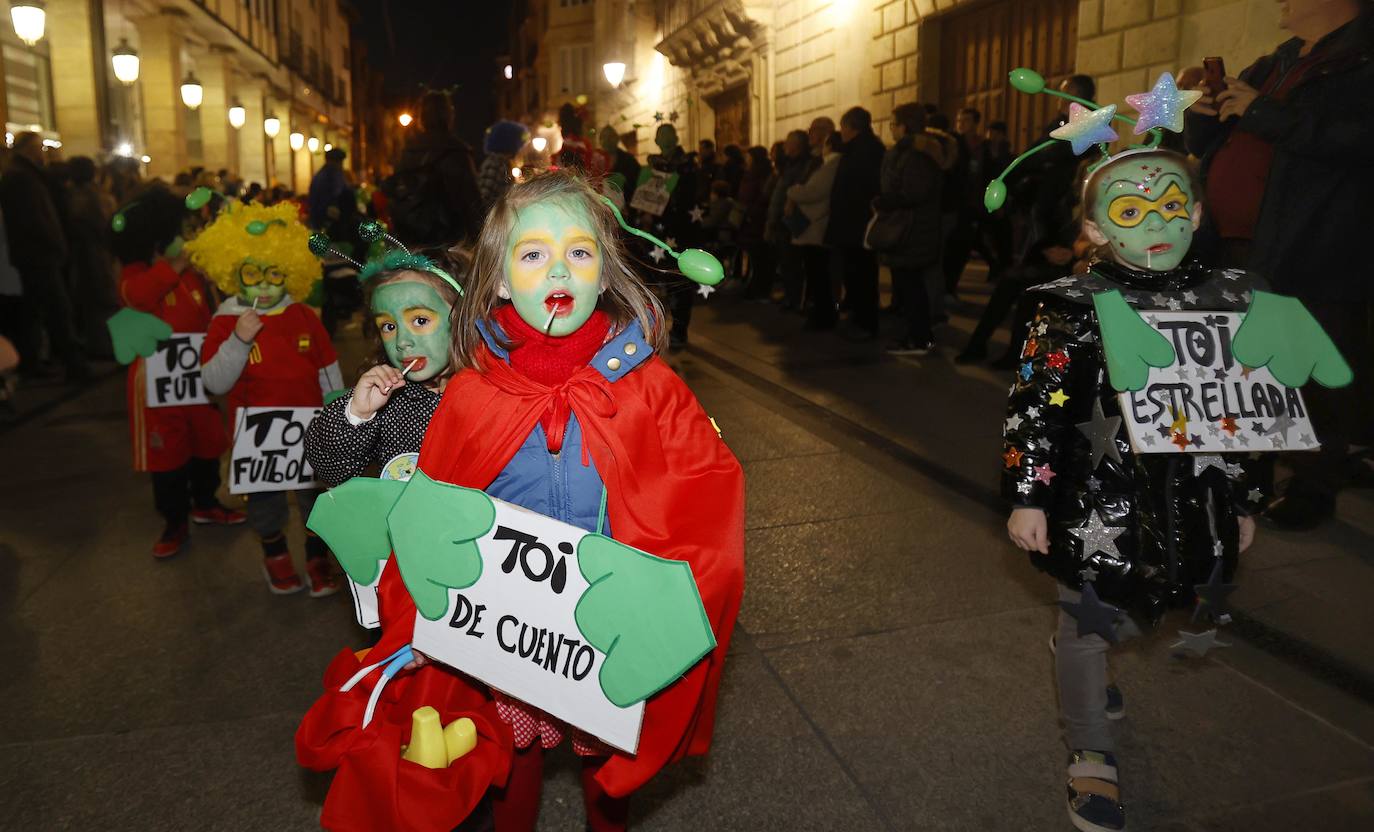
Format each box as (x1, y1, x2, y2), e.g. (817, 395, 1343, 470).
(202, 301, 337, 421)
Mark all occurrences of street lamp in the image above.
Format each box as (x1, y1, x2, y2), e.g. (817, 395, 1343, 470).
(289, 132, 304, 151)
(603, 62, 626, 88)
(503, 64, 513, 80)
(263, 113, 281, 138)
(9, 1, 45, 47)
(531, 136, 547, 153)
(228, 101, 246, 129)
(323, 142, 332, 152)
(307, 136, 320, 153)
(111, 39, 140, 85)
(398, 112, 413, 128)
(180, 72, 203, 110)
(114, 142, 134, 157)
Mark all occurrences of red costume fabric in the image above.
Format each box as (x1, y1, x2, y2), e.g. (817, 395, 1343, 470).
(202, 301, 337, 420)
(493, 304, 608, 452)
(119, 260, 227, 472)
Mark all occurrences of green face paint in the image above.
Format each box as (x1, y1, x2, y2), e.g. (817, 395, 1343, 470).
(1090, 157, 1197, 272)
(237, 258, 287, 307)
(372, 276, 453, 382)
(504, 200, 602, 337)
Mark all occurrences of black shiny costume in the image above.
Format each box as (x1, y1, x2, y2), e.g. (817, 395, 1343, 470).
(1002, 260, 1270, 624)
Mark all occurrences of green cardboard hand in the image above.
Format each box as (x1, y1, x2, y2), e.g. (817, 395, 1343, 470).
(107, 307, 173, 365)
(305, 477, 407, 585)
(1093, 290, 1175, 392)
(1232, 291, 1354, 388)
(574, 534, 716, 708)
(386, 471, 496, 621)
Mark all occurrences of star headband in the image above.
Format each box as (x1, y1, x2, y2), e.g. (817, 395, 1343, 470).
(983, 69, 1202, 212)
(308, 220, 464, 296)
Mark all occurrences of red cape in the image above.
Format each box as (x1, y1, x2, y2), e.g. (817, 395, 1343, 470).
(411, 347, 744, 797)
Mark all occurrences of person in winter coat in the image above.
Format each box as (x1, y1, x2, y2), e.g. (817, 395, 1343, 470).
(739, 145, 777, 299)
(873, 103, 946, 356)
(478, 121, 529, 212)
(389, 91, 484, 247)
(764, 130, 811, 308)
(787, 132, 843, 330)
(824, 107, 886, 339)
(1184, 0, 1374, 530)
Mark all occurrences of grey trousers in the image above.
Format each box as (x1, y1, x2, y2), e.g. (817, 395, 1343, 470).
(245, 489, 319, 539)
(1055, 584, 1132, 753)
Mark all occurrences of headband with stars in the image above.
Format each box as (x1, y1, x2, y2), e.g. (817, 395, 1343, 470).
(983, 68, 1202, 212)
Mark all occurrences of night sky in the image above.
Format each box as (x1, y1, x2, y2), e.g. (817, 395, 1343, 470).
(352, 0, 510, 146)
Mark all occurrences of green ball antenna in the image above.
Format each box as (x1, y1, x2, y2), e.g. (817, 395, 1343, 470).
(595, 195, 724, 286)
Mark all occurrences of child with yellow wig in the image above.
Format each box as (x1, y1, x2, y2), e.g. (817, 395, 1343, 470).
(190, 201, 344, 597)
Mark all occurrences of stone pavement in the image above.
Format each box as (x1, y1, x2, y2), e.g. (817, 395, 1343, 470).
(1, 302, 1372, 830)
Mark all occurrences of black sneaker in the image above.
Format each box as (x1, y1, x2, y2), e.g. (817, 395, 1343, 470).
(885, 338, 934, 356)
(954, 344, 988, 364)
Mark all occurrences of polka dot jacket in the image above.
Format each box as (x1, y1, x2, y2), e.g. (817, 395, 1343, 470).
(304, 381, 441, 488)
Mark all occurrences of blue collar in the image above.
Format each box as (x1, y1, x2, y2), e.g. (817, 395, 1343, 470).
(476, 317, 653, 382)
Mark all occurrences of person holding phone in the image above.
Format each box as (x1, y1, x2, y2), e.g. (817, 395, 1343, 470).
(1183, 0, 1374, 530)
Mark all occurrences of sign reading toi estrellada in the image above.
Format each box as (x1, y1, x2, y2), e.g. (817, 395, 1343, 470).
(229, 406, 322, 494)
(144, 333, 210, 408)
(1118, 311, 1319, 454)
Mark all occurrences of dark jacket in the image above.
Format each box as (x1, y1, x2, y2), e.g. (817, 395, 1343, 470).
(767, 154, 811, 243)
(388, 130, 484, 246)
(0, 155, 67, 270)
(1003, 262, 1270, 623)
(1184, 13, 1374, 301)
(873, 134, 946, 269)
(824, 130, 885, 248)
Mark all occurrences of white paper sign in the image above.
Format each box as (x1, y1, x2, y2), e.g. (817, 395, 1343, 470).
(411, 497, 646, 753)
(1117, 310, 1319, 454)
(144, 333, 210, 408)
(229, 406, 322, 494)
(628, 170, 672, 217)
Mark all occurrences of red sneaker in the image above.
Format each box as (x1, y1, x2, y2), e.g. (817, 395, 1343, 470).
(262, 553, 304, 594)
(153, 523, 188, 559)
(190, 505, 247, 525)
(306, 558, 340, 598)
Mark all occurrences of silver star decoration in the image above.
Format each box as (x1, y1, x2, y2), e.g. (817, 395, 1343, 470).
(1220, 436, 1235, 449)
(1242, 291, 1252, 302)
(688, 205, 704, 223)
(1299, 433, 1316, 446)
(1142, 432, 1157, 446)
(1036, 322, 1049, 336)
(696, 283, 715, 299)
(1005, 414, 1024, 432)
(1175, 366, 1191, 381)
(1194, 366, 1210, 379)
(1086, 476, 1102, 491)
(1223, 270, 1243, 281)
(1080, 565, 1099, 582)
(1238, 433, 1251, 447)
(1026, 406, 1041, 418)
(1065, 289, 1084, 298)
(1069, 509, 1127, 560)
(1172, 628, 1230, 658)
(1017, 481, 1033, 494)
(1150, 293, 1169, 307)
(1248, 487, 1263, 502)
(1076, 399, 1123, 469)
(1146, 314, 1161, 325)
(1166, 298, 1183, 310)
(1269, 434, 1285, 448)
(1182, 290, 1199, 304)
(1268, 409, 1298, 441)
(648, 247, 666, 263)
(1206, 422, 1221, 436)
(1224, 462, 1245, 478)
(1192, 454, 1227, 476)
(1221, 290, 1239, 303)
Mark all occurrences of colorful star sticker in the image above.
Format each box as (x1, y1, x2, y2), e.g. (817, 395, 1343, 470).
(1219, 416, 1239, 436)
(1048, 389, 1070, 407)
(1003, 446, 1024, 469)
(696, 283, 715, 299)
(1050, 102, 1120, 155)
(1046, 351, 1070, 370)
(648, 247, 666, 263)
(1171, 431, 1191, 450)
(1125, 72, 1203, 134)
(1032, 463, 1057, 485)
(688, 205, 704, 224)
(1023, 339, 1039, 358)
(1019, 361, 1034, 381)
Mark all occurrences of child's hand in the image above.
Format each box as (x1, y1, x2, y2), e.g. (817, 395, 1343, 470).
(351, 364, 405, 420)
(234, 309, 263, 343)
(1238, 514, 1256, 553)
(403, 650, 430, 672)
(1008, 507, 1049, 554)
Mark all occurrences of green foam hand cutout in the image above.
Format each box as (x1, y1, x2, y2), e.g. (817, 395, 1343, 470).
(574, 534, 716, 708)
(107, 307, 173, 365)
(1093, 290, 1176, 392)
(306, 477, 407, 585)
(677, 248, 724, 286)
(1232, 291, 1354, 388)
(387, 472, 496, 621)
(635, 167, 653, 187)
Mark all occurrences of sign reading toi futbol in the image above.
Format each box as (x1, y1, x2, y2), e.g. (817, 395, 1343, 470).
(229, 406, 321, 494)
(144, 333, 210, 408)
(1117, 311, 1319, 454)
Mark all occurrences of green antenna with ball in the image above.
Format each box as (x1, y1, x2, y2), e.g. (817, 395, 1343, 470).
(595, 195, 724, 287)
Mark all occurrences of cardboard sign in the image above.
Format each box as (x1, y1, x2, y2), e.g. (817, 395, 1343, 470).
(144, 333, 210, 408)
(411, 497, 646, 753)
(628, 170, 672, 216)
(1118, 311, 1319, 454)
(229, 406, 322, 494)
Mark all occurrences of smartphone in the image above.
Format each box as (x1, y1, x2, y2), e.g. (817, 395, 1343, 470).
(1203, 57, 1228, 96)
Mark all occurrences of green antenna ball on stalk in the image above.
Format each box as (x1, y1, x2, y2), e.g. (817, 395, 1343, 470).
(1009, 68, 1046, 95)
(983, 180, 1008, 212)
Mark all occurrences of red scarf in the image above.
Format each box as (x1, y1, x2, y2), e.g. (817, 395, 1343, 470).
(493, 304, 610, 453)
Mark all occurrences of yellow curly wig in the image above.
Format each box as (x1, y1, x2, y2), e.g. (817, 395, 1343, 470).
(183, 202, 319, 300)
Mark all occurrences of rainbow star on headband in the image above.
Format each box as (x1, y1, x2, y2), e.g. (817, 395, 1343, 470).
(1125, 72, 1203, 134)
(1051, 103, 1120, 155)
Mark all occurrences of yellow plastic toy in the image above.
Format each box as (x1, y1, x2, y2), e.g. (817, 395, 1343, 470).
(400, 707, 478, 769)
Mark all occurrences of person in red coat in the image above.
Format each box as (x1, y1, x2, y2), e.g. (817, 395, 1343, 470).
(111, 186, 242, 558)
(297, 172, 744, 832)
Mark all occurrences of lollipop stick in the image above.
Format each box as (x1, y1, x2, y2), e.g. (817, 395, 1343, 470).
(544, 303, 560, 334)
(383, 358, 421, 395)
(250, 295, 259, 311)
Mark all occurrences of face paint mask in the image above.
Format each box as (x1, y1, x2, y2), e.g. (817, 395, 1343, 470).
(238, 258, 288, 307)
(372, 276, 453, 383)
(1090, 158, 1197, 272)
(504, 200, 602, 337)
